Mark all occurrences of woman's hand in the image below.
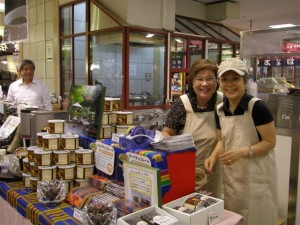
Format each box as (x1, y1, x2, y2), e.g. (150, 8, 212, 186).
(205, 130, 223, 173)
(204, 156, 216, 174)
(219, 147, 244, 165)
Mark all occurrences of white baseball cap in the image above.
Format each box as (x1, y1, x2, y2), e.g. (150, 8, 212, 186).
(218, 58, 247, 78)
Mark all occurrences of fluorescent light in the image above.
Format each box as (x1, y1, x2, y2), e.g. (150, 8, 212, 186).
(146, 33, 154, 38)
(175, 38, 183, 43)
(0, 3, 4, 12)
(269, 24, 296, 29)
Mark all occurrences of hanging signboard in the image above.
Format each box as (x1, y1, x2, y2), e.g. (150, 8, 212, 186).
(257, 57, 300, 67)
(3, 0, 28, 43)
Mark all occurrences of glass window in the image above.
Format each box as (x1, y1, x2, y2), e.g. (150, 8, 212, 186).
(61, 38, 72, 99)
(283, 66, 295, 83)
(74, 2, 86, 34)
(90, 2, 120, 31)
(60, 6, 72, 36)
(129, 31, 166, 107)
(170, 37, 187, 69)
(208, 42, 220, 64)
(74, 36, 86, 85)
(189, 39, 204, 67)
(222, 43, 233, 61)
(60, 1, 86, 97)
(89, 31, 123, 98)
(236, 46, 240, 59)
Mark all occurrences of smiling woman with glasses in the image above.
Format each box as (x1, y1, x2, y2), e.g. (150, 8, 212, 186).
(162, 59, 223, 196)
(205, 58, 278, 225)
(218, 75, 244, 84)
(194, 76, 216, 84)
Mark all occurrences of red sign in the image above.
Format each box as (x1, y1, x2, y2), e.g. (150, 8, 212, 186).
(282, 42, 300, 53)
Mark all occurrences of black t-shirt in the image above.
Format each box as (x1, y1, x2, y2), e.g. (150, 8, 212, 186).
(215, 92, 274, 130)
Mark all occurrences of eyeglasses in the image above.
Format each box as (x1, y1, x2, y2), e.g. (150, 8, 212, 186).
(194, 77, 216, 84)
(218, 76, 242, 84)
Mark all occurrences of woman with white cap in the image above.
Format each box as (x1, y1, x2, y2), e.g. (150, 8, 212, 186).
(204, 58, 278, 225)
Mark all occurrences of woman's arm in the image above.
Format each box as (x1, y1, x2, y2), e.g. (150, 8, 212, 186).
(161, 126, 177, 137)
(204, 129, 223, 173)
(218, 121, 276, 164)
(246, 121, 276, 156)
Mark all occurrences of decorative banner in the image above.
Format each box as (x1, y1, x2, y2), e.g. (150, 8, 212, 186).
(3, 0, 28, 43)
(258, 57, 300, 67)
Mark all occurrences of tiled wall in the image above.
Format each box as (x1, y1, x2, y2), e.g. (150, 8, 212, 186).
(22, 0, 59, 96)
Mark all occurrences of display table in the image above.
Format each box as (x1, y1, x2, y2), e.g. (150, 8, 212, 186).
(97, 139, 197, 204)
(0, 181, 244, 225)
(0, 196, 32, 225)
(0, 181, 81, 225)
(0, 169, 23, 182)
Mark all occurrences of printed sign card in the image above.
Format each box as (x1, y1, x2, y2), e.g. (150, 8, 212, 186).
(123, 161, 162, 207)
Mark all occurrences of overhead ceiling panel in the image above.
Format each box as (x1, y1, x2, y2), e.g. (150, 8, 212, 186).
(175, 15, 240, 42)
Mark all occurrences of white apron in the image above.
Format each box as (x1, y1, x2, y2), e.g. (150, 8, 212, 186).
(217, 98, 278, 225)
(181, 92, 223, 196)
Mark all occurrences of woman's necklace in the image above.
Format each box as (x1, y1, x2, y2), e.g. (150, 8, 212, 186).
(197, 102, 207, 109)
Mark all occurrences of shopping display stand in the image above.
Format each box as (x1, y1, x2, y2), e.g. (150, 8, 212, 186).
(96, 139, 196, 204)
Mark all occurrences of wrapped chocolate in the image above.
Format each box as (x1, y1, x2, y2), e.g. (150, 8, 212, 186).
(83, 201, 117, 225)
(37, 179, 66, 204)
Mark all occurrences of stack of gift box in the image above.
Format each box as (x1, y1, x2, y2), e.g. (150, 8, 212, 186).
(21, 119, 95, 193)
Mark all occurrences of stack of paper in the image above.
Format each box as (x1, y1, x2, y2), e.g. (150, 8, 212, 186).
(151, 133, 195, 152)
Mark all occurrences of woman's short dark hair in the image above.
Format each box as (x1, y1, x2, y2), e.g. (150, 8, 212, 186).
(19, 59, 35, 71)
(186, 59, 218, 92)
(242, 73, 248, 84)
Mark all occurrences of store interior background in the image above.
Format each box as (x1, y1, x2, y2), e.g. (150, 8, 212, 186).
(0, 0, 300, 225)
(0, 0, 299, 96)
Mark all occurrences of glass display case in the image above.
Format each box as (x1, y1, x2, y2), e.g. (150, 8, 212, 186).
(241, 26, 300, 95)
(241, 26, 300, 225)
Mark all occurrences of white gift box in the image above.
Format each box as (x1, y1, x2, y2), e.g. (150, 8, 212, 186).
(162, 193, 224, 225)
(117, 205, 179, 225)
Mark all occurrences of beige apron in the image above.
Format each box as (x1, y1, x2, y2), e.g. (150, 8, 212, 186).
(217, 98, 278, 225)
(181, 92, 223, 196)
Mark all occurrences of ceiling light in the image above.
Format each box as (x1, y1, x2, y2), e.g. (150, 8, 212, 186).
(269, 24, 296, 29)
(175, 38, 183, 43)
(146, 33, 154, 38)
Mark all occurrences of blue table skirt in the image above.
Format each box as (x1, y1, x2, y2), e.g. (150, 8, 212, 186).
(0, 181, 81, 225)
